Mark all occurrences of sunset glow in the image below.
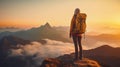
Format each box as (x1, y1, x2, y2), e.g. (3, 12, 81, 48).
(0, 0, 120, 33)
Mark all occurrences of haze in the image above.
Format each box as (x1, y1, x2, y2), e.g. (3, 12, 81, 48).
(0, 0, 120, 34)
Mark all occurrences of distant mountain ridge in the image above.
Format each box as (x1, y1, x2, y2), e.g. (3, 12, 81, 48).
(0, 22, 70, 42)
(0, 35, 31, 54)
(0, 22, 120, 47)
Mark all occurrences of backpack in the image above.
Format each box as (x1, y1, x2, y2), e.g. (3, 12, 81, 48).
(73, 13, 87, 34)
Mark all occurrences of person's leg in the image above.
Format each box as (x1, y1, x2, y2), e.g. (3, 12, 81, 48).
(72, 35, 79, 60)
(78, 35, 82, 60)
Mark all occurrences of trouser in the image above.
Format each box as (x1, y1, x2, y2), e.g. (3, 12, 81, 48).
(72, 35, 82, 60)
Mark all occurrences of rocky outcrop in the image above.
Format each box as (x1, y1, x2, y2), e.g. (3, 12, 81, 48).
(40, 54, 101, 67)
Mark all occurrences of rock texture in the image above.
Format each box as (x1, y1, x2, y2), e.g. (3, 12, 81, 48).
(40, 54, 101, 67)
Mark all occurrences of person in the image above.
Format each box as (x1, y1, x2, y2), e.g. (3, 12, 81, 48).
(69, 8, 87, 60)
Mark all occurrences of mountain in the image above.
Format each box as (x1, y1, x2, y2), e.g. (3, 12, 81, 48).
(0, 31, 13, 39)
(0, 35, 32, 67)
(43, 22, 52, 28)
(0, 44, 119, 67)
(0, 22, 71, 43)
(40, 45, 120, 67)
(0, 22, 120, 47)
(0, 35, 30, 46)
(82, 45, 120, 67)
(83, 45, 120, 57)
(0, 27, 22, 33)
(0, 35, 31, 54)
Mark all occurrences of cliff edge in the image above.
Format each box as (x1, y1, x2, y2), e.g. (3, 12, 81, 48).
(40, 54, 101, 67)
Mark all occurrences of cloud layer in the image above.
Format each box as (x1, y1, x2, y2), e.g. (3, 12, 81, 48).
(8, 38, 118, 66)
(9, 39, 76, 66)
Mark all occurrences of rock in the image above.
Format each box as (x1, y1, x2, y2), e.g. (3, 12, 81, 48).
(40, 54, 101, 67)
(40, 58, 61, 67)
(73, 58, 101, 67)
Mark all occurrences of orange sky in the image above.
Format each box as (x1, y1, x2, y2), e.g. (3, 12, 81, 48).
(0, 0, 120, 33)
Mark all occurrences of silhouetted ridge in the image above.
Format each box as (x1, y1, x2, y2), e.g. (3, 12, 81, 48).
(0, 35, 31, 60)
(94, 45, 113, 50)
(0, 35, 31, 54)
(44, 22, 51, 28)
(0, 35, 30, 46)
(82, 45, 120, 67)
(0, 22, 71, 43)
(40, 22, 52, 30)
(83, 45, 119, 57)
(30, 22, 52, 31)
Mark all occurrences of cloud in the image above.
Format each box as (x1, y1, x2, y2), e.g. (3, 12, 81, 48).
(8, 38, 89, 66)
(82, 39, 119, 49)
(0, 27, 22, 33)
(7, 38, 118, 66)
(9, 39, 76, 66)
(10, 39, 75, 57)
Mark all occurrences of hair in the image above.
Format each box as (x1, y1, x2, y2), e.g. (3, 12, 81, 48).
(74, 8, 80, 15)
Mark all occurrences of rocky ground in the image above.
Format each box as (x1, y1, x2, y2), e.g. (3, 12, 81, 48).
(40, 54, 101, 67)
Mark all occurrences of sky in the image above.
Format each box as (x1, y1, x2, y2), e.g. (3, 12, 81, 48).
(0, 0, 120, 33)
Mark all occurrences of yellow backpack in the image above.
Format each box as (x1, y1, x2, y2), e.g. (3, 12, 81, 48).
(73, 13, 87, 34)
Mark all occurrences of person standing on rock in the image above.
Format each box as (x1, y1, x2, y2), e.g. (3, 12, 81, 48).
(69, 8, 87, 60)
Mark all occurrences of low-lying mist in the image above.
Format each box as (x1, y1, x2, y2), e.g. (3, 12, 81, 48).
(9, 39, 76, 66)
(7, 38, 117, 67)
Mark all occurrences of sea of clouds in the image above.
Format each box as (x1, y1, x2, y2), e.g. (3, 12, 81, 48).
(7, 38, 117, 67)
(8, 39, 76, 66)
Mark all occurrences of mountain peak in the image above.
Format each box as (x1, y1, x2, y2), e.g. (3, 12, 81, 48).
(97, 45, 113, 49)
(93, 45, 114, 51)
(44, 22, 51, 28)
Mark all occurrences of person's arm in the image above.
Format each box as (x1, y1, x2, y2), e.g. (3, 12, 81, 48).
(69, 16, 74, 38)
